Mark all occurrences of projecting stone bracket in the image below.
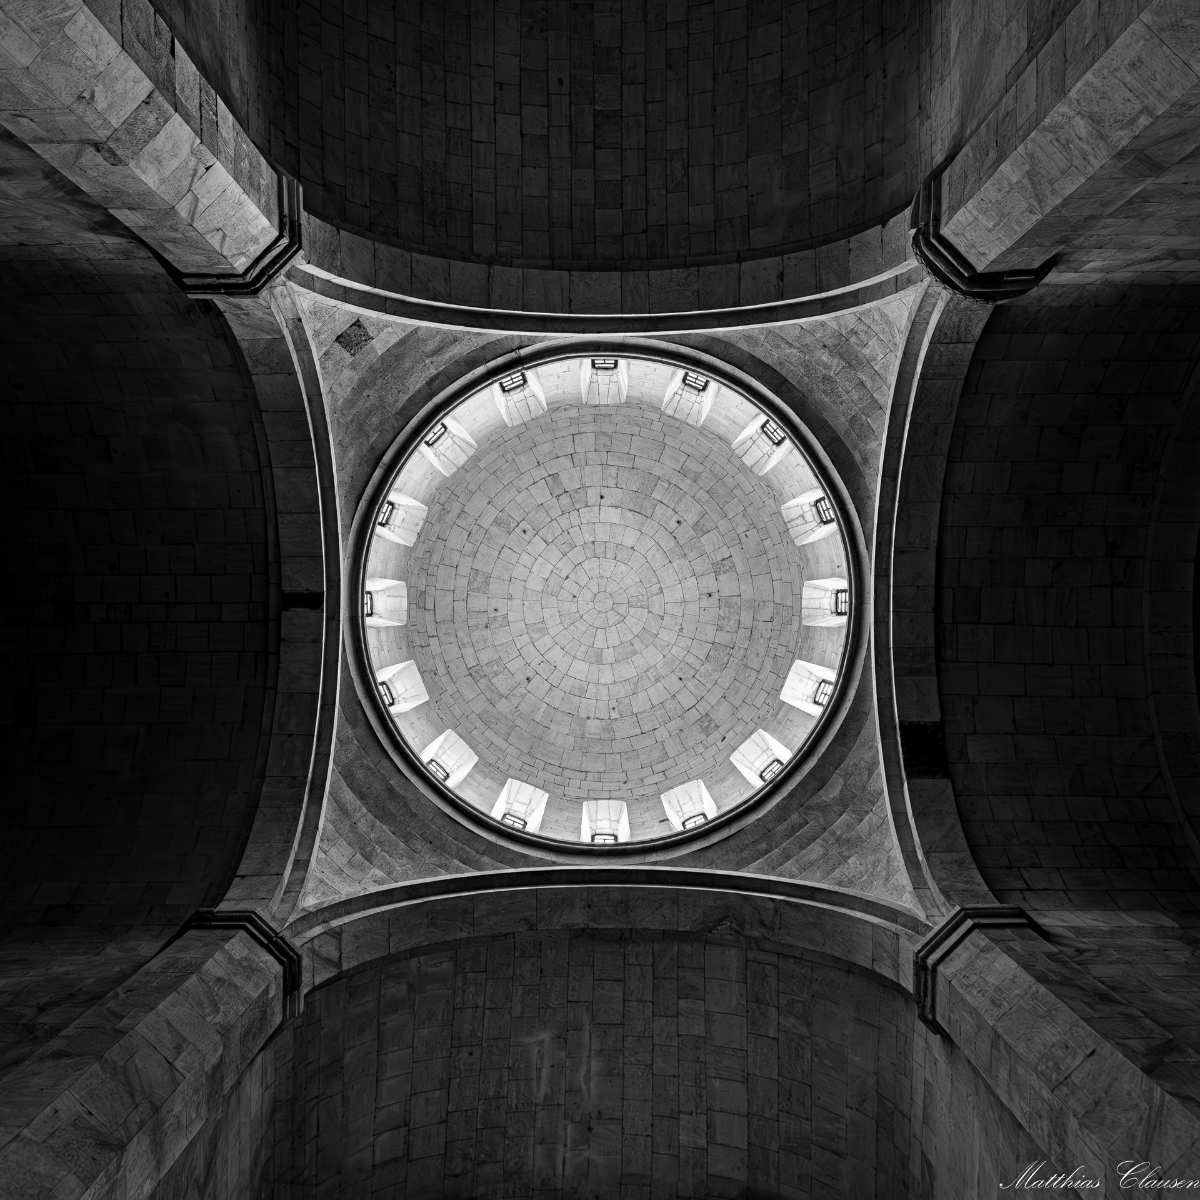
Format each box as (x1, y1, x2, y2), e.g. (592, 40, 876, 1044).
(914, 905, 1034, 1034)
(159, 174, 304, 298)
(910, 173, 1055, 303)
(178, 908, 304, 1016)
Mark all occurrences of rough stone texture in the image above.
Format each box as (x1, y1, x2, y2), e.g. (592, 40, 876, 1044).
(244, 930, 1043, 1199)
(938, 921, 1200, 1182)
(0, 928, 168, 1079)
(155, 1026, 281, 1200)
(0, 0, 281, 278)
(933, 0, 1146, 223)
(0, 928, 282, 1200)
(999, 915, 1200, 1123)
(938, 283, 1200, 912)
(941, 0, 1200, 283)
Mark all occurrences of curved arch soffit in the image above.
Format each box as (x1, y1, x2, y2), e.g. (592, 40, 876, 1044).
(212, 284, 342, 924)
(286, 868, 929, 995)
(874, 282, 997, 915)
(291, 261, 926, 335)
(289, 210, 922, 334)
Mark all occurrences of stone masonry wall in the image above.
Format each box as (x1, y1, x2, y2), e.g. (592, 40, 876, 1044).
(150, 0, 921, 270)
(225, 929, 1045, 1199)
(938, 283, 1200, 911)
(143, 0, 1137, 281)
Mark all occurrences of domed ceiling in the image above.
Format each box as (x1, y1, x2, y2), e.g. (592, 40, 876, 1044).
(359, 352, 854, 844)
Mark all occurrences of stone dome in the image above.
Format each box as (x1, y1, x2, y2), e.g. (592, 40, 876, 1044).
(360, 352, 853, 844)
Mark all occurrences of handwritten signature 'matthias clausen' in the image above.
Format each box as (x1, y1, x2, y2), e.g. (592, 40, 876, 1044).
(999, 1162, 1200, 1191)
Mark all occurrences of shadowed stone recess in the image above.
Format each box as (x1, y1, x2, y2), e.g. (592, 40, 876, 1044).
(938, 284, 1200, 912)
(187, 928, 1050, 1199)
(150, 0, 922, 270)
(0, 131, 271, 929)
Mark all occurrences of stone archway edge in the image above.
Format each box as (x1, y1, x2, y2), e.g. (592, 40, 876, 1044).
(203, 284, 341, 926)
(875, 284, 999, 911)
(284, 869, 930, 995)
(288, 868, 928, 937)
(289, 214, 923, 332)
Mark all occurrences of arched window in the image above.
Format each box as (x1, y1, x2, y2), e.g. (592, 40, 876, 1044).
(375, 492, 428, 547)
(801, 578, 850, 627)
(661, 368, 714, 425)
(490, 779, 549, 833)
(375, 660, 429, 714)
(661, 780, 717, 831)
(418, 417, 476, 476)
(421, 730, 478, 786)
(363, 578, 407, 627)
(781, 488, 838, 546)
(780, 659, 838, 715)
(731, 416, 789, 475)
(731, 729, 791, 786)
(579, 357, 629, 405)
(581, 800, 630, 844)
(493, 369, 548, 426)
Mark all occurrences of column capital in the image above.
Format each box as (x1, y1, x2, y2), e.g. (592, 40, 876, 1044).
(180, 907, 303, 1015)
(910, 172, 1055, 303)
(913, 904, 1035, 1032)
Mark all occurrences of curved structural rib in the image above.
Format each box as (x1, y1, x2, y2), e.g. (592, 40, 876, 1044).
(290, 249, 924, 334)
(873, 281, 997, 911)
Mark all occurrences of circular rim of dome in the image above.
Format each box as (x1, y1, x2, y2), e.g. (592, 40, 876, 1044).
(350, 340, 863, 858)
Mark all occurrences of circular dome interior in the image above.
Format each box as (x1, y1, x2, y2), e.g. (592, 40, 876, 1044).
(360, 352, 852, 845)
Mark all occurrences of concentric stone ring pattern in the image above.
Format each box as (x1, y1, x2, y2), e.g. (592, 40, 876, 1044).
(361, 355, 852, 845)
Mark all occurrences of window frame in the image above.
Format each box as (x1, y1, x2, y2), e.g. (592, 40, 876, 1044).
(760, 418, 786, 447)
(759, 758, 784, 783)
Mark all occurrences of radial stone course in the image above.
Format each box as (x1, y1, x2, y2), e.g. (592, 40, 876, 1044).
(362, 355, 851, 845)
(412, 402, 796, 791)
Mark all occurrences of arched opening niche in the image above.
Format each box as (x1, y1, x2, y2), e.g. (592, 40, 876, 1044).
(169, 885, 1066, 1199)
(0, 129, 281, 1068)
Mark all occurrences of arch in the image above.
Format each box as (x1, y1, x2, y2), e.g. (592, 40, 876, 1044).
(290, 221, 922, 329)
(935, 283, 1200, 914)
(284, 870, 926, 989)
(208, 283, 341, 925)
(874, 282, 995, 915)
(1146, 362, 1200, 863)
(0, 132, 277, 934)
